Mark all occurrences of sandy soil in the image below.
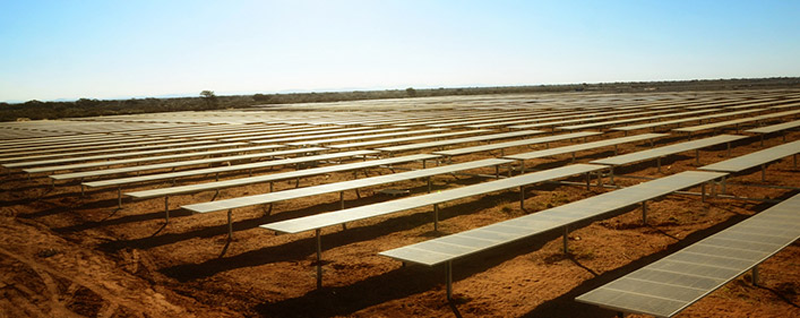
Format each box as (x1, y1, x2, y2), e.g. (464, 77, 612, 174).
(1, 113, 798, 317)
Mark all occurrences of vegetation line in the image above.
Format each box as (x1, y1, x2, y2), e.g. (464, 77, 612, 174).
(1, 77, 798, 122)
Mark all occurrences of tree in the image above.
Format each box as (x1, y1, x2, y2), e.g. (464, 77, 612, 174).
(253, 93, 271, 102)
(405, 87, 416, 97)
(200, 90, 217, 108)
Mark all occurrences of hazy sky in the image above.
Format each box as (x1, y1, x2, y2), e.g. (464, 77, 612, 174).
(2, 0, 799, 102)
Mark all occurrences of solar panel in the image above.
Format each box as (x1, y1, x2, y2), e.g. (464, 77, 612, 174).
(122, 153, 439, 199)
(673, 109, 800, 133)
(745, 119, 800, 134)
(473, 108, 645, 129)
(182, 158, 513, 214)
(376, 130, 543, 153)
(575, 193, 800, 318)
(328, 130, 492, 150)
(221, 126, 372, 142)
(507, 110, 668, 130)
(4, 141, 250, 168)
(506, 133, 668, 161)
(0, 138, 210, 161)
(246, 127, 407, 144)
(611, 108, 766, 132)
(23, 144, 284, 174)
(699, 139, 800, 173)
(0, 136, 167, 153)
(433, 131, 601, 157)
(380, 171, 727, 266)
(557, 109, 718, 131)
(590, 135, 746, 167)
(286, 128, 448, 147)
(262, 163, 606, 234)
(49, 146, 324, 181)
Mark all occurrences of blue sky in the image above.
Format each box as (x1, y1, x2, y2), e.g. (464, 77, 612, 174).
(1, 0, 799, 102)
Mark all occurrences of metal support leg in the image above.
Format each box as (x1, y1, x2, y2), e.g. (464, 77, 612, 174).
(227, 209, 233, 241)
(340, 191, 344, 210)
(727, 142, 731, 157)
(118, 186, 122, 208)
(585, 172, 590, 191)
(433, 204, 439, 231)
(563, 226, 569, 254)
(81, 184, 85, 197)
(752, 265, 759, 286)
(519, 186, 525, 211)
(721, 176, 727, 194)
(316, 229, 322, 289)
(761, 164, 766, 182)
(695, 149, 699, 165)
(614, 145, 618, 155)
(702, 183, 706, 203)
(427, 177, 432, 193)
(657, 157, 662, 173)
(609, 167, 615, 184)
(446, 261, 453, 301)
(571, 152, 576, 163)
(598, 170, 604, 188)
(642, 201, 647, 225)
(520, 160, 525, 174)
(165, 196, 170, 223)
(495, 165, 499, 179)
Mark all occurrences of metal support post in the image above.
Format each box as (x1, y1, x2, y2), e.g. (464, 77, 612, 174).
(520, 160, 525, 174)
(433, 204, 440, 231)
(340, 191, 344, 210)
(227, 209, 233, 242)
(614, 145, 619, 155)
(81, 184, 85, 197)
(519, 186, 525, 210)
(657, 157, 662, 173)
(752, 265, 759, 286)
(609, 167, 615, 184)
(761, 164, 766, 182)
(563, 226, 569, 254)
(118, 186, 122, 208)
(427, 177, 432, 193)
(721, 176, 727, 194)
(446, 261, 453, 301)
(578, 169, 589, 190)
(701, 183, 706, 203)
(165, 196, 170, 223)
(316, 229, 322, 289)
(642, 201, 647, 224)
(695, 149, 699, 165)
